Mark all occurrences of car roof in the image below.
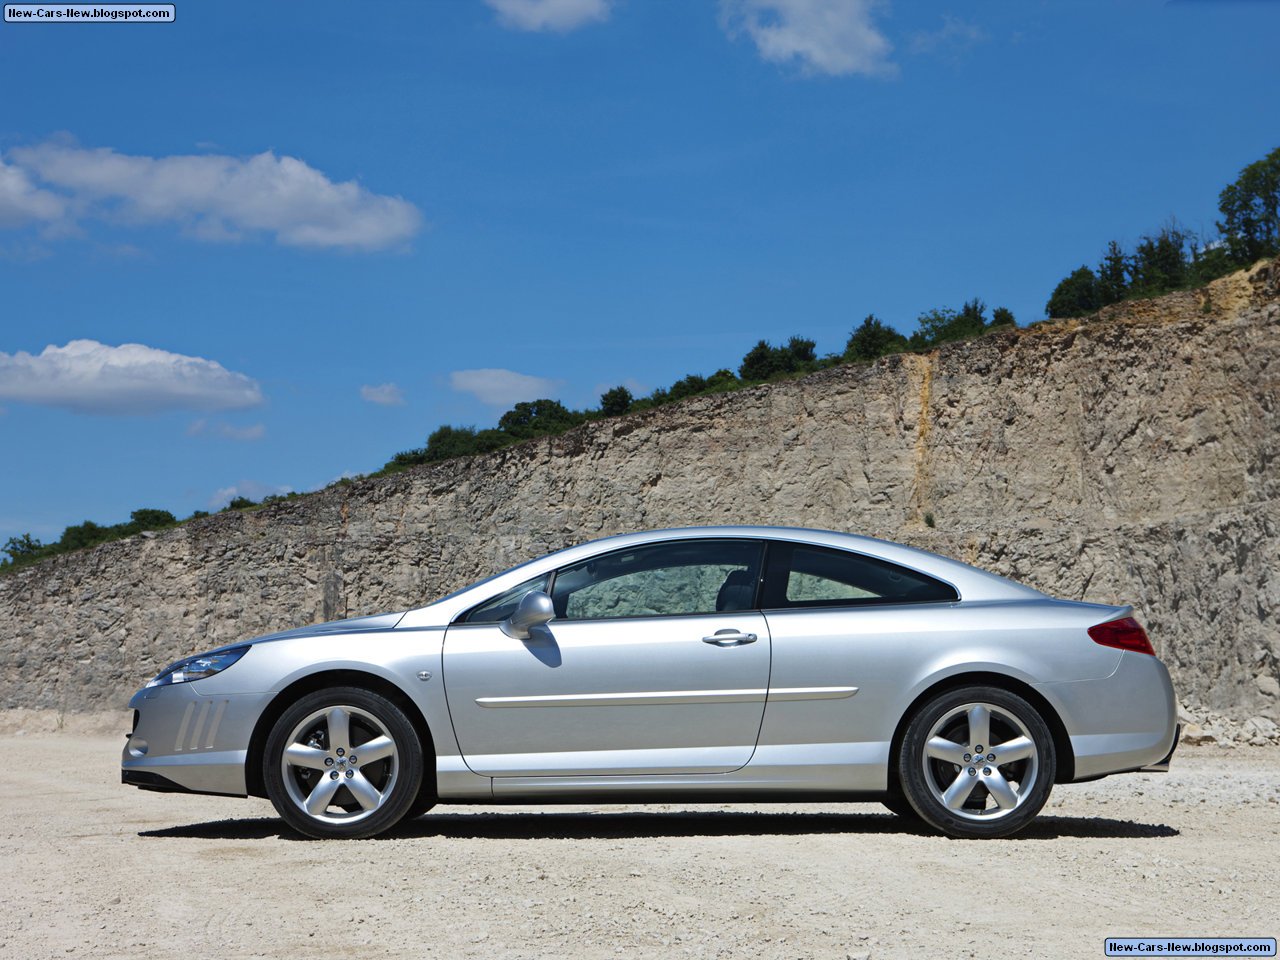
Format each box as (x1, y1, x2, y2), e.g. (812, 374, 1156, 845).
(397, 525, 1045, 628)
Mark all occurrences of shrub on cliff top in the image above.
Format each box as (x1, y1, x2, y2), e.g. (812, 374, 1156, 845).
(1045, 144, 1280, 318)
(844, 315, 908, 362)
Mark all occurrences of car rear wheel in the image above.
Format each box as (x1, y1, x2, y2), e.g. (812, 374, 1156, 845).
(264, 686, 424, 839)
(898, 685, 1056, 839)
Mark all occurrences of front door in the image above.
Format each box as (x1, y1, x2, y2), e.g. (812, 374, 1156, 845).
(442, 539, 770, 777)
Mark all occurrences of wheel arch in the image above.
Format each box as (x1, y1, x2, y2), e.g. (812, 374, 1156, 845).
(887, 671, 1075, 787)
(245, 669, 437, 799)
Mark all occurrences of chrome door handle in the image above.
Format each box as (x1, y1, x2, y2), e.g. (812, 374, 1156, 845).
(702, 629, 758, 646)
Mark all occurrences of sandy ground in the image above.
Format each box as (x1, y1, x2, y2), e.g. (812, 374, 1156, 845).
(2, 723, 1278, 960)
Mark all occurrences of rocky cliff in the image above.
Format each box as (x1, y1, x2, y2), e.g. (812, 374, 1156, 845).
(3, 260, 1278, 731)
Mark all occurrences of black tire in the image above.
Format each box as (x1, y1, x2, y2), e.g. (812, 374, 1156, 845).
(898, 685, 1056, 839)
(405, 781, 438, 821)
(264, 686, 425, 839)
(881, 794, 922, 820)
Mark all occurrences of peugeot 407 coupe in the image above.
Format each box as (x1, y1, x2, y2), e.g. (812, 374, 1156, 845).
(122, 526, 1179, 839)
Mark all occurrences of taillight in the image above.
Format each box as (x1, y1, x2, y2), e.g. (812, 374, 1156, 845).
(1088, 616, 1155, 655)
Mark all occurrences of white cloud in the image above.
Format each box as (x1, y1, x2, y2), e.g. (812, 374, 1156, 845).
(450, 368, 562, 407)
(360, 382, 406, 406)
(209, 480, 292, 509)
(188, 419, 266, 441)
(3, 142, 423, 251)
(0, 159, 66, 228)
(0, 339, 263, 415)
(485, 0, 611, 32)
(909, 15, 985, 56)
(719, 0, 896, 77)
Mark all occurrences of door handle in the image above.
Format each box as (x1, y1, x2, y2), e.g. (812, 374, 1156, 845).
(702, 629, 758, 646)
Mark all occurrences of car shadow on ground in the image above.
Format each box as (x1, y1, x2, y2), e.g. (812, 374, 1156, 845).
(139, 810, 1179, 842)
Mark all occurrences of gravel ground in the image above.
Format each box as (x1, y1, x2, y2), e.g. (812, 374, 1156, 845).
(3, 721, 1278, 960)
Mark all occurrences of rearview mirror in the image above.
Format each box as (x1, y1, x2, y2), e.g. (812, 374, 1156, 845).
(500, 590, 555, 640)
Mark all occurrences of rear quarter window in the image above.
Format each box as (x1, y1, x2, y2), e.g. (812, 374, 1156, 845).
(762, 542, 958, 609)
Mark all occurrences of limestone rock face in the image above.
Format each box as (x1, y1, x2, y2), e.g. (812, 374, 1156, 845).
(2, 260, 1278, 719)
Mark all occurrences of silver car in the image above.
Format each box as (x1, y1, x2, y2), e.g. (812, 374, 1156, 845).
(122, 526, 1178, 839)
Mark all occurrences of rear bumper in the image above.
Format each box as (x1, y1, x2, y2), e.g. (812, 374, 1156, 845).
(1138, 723, 1180, 773)
(1035, 651, 1178, 781)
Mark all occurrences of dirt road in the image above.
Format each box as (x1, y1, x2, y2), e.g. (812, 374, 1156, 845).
(3, 724, 1277, 959)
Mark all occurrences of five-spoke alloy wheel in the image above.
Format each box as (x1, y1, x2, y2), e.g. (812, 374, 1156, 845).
(264, 686, 424, 839)
(898, 685, 1056, 838)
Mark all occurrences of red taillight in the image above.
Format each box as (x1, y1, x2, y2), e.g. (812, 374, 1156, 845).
(1088, 616, 1155, 655)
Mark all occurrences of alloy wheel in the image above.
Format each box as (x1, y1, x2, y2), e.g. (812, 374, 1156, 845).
(920, 701, 1039, 822)
(279, 705, 400, 825)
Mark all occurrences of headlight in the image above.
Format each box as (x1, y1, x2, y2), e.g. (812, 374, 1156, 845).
(145, 646, 250, 688)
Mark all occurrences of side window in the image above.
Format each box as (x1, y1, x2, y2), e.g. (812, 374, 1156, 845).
(552, 540, 764, 620)
(460, 574, 551, 624)
(763, 543, 957, 608)
(787, 570, 877, 603)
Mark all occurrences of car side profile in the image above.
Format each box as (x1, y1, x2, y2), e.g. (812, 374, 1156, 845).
(122, 526, 1179, 839)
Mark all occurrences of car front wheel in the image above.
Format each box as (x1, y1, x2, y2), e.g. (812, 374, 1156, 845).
(264, 686, 424, 839)
(898, 685, 1056, 839)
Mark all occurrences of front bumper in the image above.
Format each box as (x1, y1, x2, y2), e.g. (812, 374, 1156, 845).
(121, 682, 267, 797)
(121, 768, 200, 793)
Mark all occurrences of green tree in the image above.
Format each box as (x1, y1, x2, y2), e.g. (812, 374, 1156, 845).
(738, 336, 816, 381)
(668, 373, 708, 401)
(954, 298, 989, 336)
(2, 533, 44, 564)
(1217, 145, 1280, 265)
(844, 314, 908, 362)
(225, 497, 256, 511)
(1045, 265, 1102, 318)
(600, 386, 633, 416)
(424, 425, 480, 461)
(909, 299, 988, 349)
(58, 520, 112, 550)
(1096, 240, 1129, 306)
(1188, 239, 1236, 287)
(387, 448, 427, 468)
(787, 336, 817, 366)
(497, 399, 583, 440)
(989, 306, 1016, 328)
(1128, 224, 1191, 297)
(705, 368, 739, 391)
(473, 428, 509, 453)
(129, 508, 176, 531)
(739, 340, 782, 380)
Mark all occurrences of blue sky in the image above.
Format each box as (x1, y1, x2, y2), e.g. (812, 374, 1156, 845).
(1, 0, 1278, 546)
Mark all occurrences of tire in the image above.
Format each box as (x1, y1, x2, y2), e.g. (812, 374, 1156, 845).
(881, 794, 921, 821)
(264, 686, 425, 839)
(897, 685, 1056, 839)
(405, 782, 438, 821)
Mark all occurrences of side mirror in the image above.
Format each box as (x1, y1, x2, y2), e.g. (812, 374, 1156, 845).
(500, 590, 555, 640)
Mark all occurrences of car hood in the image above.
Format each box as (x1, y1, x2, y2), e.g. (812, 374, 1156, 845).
(239, 610, 407, 647)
